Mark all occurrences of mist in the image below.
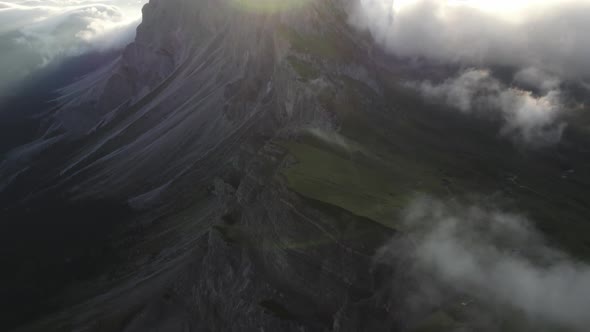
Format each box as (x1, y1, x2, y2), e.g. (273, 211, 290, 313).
(0, 0, 147, 99)
(406, 69, 566, 146)
(377, 196, 590, 331)
(350, 0, 590, 82)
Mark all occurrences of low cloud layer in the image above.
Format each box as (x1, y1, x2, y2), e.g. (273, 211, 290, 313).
(351, 0, 590, 81)
(407, 69, 566, 146)
(377, 197, 590, 331)
(0, 0, 146, 98)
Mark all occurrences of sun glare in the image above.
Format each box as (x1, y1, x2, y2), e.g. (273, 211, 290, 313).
(391, 0, 548, 14)
(229, 0, 311, 13)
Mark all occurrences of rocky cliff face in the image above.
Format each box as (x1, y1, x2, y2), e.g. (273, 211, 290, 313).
(3, 1, 402, 331)
(2, 0, 358, 201)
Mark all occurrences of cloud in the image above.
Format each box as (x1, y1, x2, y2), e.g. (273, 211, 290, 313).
(350, 0, 590, 81)
(0, 0, 146, 98)
(377, 196, 590, 331)
(407, 69, 566, 146)
(514, 67, 561, 93)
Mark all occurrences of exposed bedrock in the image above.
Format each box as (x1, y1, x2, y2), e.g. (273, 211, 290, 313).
(4, 1, 402, 331)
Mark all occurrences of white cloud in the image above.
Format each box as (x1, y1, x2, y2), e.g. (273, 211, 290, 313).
(351, 0, 590, 81)
(408, 69, 566, 146)
(0, 0, 146, 97)
(514, 67, 561, 93)
(377, 196, 590, 331)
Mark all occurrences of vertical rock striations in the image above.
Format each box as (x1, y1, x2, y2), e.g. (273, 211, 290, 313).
(3, 1, 400, 331)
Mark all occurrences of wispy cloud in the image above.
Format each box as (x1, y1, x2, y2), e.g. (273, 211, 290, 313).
(377, 196, 590, 331)
(351, 0, 590, 81)
(407, 69, 566, 146)
(0, 0, 146, 97)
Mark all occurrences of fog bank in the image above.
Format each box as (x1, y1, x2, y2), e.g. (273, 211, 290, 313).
(0, 0, 147, 99)
(351, 0, 590, 81)
(406, 69, 566, 146)
(377, 196, 590, 331)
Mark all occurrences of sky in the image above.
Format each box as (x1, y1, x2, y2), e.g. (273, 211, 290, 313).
(0, 0, 147, 98)
(352, 0, 590, 145)
(352, 0, 590, 80)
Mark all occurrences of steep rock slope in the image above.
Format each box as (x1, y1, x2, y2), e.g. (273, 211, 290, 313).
(1, 0, 358, 204)
(3, 0, 401, 331)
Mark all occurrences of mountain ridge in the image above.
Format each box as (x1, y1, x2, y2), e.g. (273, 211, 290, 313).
(3, 1, 402, 331)
(4, 1, 590, 331)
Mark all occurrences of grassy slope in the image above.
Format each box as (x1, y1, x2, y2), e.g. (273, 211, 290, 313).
(278, 74, 590, 331)
(281, 68, 590, 256)
(280, 134, 444, 229)
(277, 24, 590, 327)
